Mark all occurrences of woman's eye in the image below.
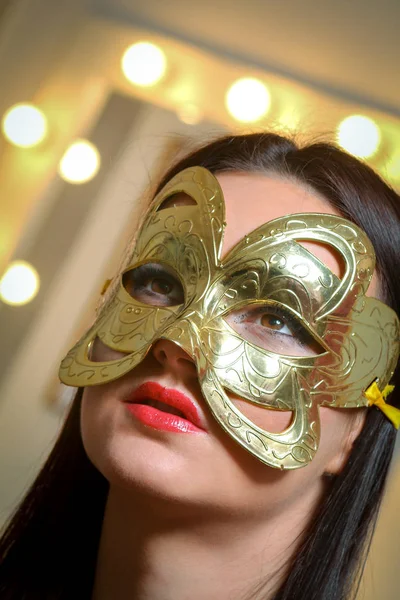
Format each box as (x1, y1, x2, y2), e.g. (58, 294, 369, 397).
(122, 263, 184, 307)
(260, 313, 290, 333)
(224, 304, 323, 357)
(151, 278, 172, 296)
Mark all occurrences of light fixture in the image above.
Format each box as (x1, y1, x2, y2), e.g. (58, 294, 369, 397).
(1, 103, 47, 148)
(58, 140, 101, 184)
(226, 78, 271, 123)
(336, 115, 381, 159)
(0, 261, 40, 306)
(121, 42, 166, 87)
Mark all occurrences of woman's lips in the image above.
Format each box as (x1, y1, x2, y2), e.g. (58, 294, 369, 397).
(124, 381, 206, 433)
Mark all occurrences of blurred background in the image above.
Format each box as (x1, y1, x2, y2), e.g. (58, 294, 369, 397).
(0, 0, 399, 597)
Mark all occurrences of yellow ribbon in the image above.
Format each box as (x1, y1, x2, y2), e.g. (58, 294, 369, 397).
(364, 382, 400, 430)
(100, 278, 112, 296)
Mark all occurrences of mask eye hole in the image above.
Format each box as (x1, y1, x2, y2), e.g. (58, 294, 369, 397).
(157, 192, 197, 211)
(297, 241, 345, 280)
(122, 262, 184, 307)
(87, 336, 127, 362)
(224, 303, 325, 357)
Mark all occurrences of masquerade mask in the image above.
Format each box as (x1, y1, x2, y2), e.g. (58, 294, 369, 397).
(59, 167, 399, 469)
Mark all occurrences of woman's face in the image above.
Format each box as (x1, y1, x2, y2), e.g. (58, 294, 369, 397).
(81, 172, 372, 520)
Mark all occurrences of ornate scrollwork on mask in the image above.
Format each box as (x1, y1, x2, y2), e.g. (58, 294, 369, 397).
(60, 167, 399, 469)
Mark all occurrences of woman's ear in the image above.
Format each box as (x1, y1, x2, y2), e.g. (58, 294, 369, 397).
(323, 409, 367, 477)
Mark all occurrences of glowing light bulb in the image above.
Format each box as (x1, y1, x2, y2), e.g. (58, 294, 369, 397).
(121, 42, 166, 87)
(2, 103, 47, 148)
(226, 78, 271, 123)
(0, 261, 40, 306)
(58, 140, 100, 184)
(336, 115, 381, 158)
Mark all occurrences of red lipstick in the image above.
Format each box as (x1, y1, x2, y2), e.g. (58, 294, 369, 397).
(124, 382, 205, 433)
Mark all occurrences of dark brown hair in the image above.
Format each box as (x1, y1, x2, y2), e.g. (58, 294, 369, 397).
(1, 133, 399, 600)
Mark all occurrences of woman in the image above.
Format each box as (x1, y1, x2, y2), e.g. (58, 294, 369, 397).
(0, 132, 399, 600)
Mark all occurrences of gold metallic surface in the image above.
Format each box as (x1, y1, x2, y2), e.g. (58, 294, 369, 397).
(59, 167, 399, 469)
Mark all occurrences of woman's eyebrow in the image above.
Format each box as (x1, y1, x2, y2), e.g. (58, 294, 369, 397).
(227, 268, 250, 278)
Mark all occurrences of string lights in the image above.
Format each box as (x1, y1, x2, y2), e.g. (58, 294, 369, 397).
(58, 140, 101, 184)
(1, 39, 399, 309)
(337, 115, 381, 159)
(0, 261, 40, 306)
(2, 103, 47, 148)
(121, 42, 167, 87)
(225, 77, 271, 123)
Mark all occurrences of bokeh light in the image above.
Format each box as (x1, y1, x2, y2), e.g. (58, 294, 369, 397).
(122, 42, 167, 87)
(276, 108, 300, 133)
(58, 140, 101, 184)
(226, 78, 271, 123)
(336, 115, 381, 158)
(386, 152, 400, 182)
(0, 261, 40, 306)
(2, 103, 47, 148)
(177, 103, 202, 125)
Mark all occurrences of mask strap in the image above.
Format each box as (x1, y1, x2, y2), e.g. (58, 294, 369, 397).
(364, 382, 400, 430)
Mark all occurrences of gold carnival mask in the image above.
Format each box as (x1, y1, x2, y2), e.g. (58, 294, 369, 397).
(59, 167, 400, 469)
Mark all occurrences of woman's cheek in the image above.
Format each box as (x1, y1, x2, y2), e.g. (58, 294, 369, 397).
(90, 337, 127, 361)
(229, 395, 293, 433)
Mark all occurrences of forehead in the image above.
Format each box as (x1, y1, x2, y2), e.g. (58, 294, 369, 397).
(216, 171, 379, 298)
(217, 171, 341, 271)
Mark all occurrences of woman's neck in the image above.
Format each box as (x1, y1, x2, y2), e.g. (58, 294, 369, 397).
(91, 484, 321, 600)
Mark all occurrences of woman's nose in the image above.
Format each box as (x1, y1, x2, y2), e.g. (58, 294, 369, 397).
(151, 338, 197, 377)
